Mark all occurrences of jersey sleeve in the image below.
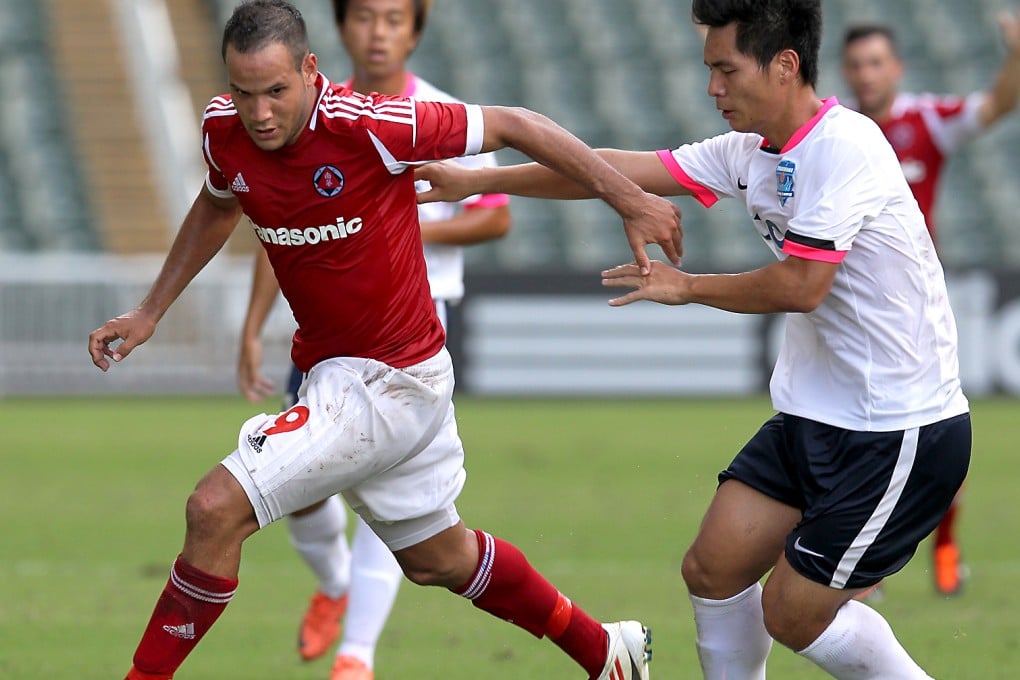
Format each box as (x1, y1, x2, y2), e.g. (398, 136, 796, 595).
(363, 97, 484, 176)
(920, 92, 984, 155)
(201, 98, 234, 199)
(656, 132, 756, 207)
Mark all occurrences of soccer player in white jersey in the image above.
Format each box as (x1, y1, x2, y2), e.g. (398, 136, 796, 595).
(89, 2, 682, 679)
(841, 15, 1020, 596)
(418, 0, 970, 677)
(236, 1, 511, 678)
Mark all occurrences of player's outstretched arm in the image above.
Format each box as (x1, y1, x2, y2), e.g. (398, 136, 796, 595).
(417, 150, 691, 203)
(427, 106, 684, 271)
(980, 9, 1020, 126)
(237, 248, 280, 401)
(88, 186, 242, 371)
(601, 255, 838, 313)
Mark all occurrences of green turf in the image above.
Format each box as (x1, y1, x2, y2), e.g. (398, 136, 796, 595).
(1, 396, 1017, 678)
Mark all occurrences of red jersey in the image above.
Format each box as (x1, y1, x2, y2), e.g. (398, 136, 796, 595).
(873, 93, 982, 238)
(202, 74, 484, 371)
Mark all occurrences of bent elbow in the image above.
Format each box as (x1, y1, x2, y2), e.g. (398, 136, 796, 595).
(491, 211, 512, 238)
(786, 290, 827, 314)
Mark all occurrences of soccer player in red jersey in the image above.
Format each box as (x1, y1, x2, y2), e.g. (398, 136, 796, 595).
(842, 11, 1020, 596)
(236, 1, 512, 678)
(88, 2, 681, 679)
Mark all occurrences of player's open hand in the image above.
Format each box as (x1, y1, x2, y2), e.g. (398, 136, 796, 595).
(88, 309, 157, 371)
(237, 335, 275, 402)
(617, 193, 684, 275)
(415, 162, 475, 204)
(601, 261, 692, 307)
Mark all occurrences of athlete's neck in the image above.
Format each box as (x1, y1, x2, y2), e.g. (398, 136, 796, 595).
(349, 69, 411, 97)
(762, 88, 826, 150)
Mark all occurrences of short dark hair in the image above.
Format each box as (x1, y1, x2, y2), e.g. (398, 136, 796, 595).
(692, 0, 822, 88)
(332, 0, 432, 35)
(843, 23, 899, 57)
(222, 0, 309, 69)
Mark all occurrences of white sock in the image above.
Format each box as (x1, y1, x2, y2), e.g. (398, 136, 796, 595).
(286, 495, 350, 598)
(799, 600, 932, 679)
(336, 515, 403, 669)
(690, 583, 773, 679)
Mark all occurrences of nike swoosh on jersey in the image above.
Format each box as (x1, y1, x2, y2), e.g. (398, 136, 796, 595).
(367, 130, 437, 176)
(737, 178, 748, 190)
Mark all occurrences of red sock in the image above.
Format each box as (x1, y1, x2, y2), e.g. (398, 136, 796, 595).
(453, 530, 608, 678)
(935, 497, 959, 547)
(126, 556, 238, 679)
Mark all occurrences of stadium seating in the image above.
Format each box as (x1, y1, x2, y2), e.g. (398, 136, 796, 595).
(174, 0, 1020, 269)
(433, 0, 1020, 271)
(0, 0, 98, 251)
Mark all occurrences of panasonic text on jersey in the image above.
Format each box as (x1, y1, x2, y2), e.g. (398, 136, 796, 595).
(250, 216, 364, 246)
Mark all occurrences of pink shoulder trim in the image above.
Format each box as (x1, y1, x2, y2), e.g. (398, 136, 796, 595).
(465, 193, 511, 209)
(655, 149, 719, 208)
(783, 240, 847, 263)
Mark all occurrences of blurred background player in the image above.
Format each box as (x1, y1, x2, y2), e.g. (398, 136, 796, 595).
(237, 1, 510, 678)
(841, 10, 1020, 596)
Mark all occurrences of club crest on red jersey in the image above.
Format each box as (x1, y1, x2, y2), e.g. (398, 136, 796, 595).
(313, 165, 345, 198)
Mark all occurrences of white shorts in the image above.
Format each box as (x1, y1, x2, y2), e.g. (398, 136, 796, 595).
(222, 346, 466, 550)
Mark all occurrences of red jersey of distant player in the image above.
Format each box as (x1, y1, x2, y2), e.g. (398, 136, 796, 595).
(202, 73, 483, 371)
(873, 92, 982, 240)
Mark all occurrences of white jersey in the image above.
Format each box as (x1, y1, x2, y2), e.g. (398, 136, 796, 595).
(658, 98, 968, 431)
(396, 75, 508, 302)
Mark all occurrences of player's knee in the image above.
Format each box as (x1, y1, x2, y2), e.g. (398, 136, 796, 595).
(399, 554, 465, 588)
(682, 547, 730, 598)
(184, 477, 251, 540)
(397, 540, 475, 588)
(185, 485, 226, 533)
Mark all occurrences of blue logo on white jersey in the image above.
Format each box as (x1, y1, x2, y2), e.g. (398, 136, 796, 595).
(776, 159, 796, 207)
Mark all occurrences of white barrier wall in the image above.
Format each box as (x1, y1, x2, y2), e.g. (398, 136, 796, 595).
(457, 270, 1020, 397)
(1, 255, 1018, 397)
(0, 254, 294, 396)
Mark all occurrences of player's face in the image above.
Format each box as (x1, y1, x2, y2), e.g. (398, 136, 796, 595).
(842, 35, 903, 115)
(340, 0, 419, 79)
(703, 23, 784, 135)
(225, 42, 319, 151)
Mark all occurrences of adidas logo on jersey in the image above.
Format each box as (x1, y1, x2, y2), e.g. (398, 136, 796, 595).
(231, 173, 250, 193)
(250, 216, 364, 246)
(163, 622, 196, 640)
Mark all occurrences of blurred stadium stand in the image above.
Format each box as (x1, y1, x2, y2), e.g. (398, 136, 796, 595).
(4, 0, 1020, 396)
(5, 0, 1015, 267)
(0, 0, 99, 250)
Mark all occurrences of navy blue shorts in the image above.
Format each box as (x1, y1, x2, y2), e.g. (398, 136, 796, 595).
(719, 412, 971, 589)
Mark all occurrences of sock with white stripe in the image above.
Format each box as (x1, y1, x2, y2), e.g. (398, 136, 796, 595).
(453, 529, 608, 678)
(126, 555, 238, 679)
(690, 583, 773, 679)
(335, 515, 403, 668)
(799, 600, 932, 679)
(286, 495, 351, 598)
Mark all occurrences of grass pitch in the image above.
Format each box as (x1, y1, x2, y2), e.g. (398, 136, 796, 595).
(1, 396, 1017, 678)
